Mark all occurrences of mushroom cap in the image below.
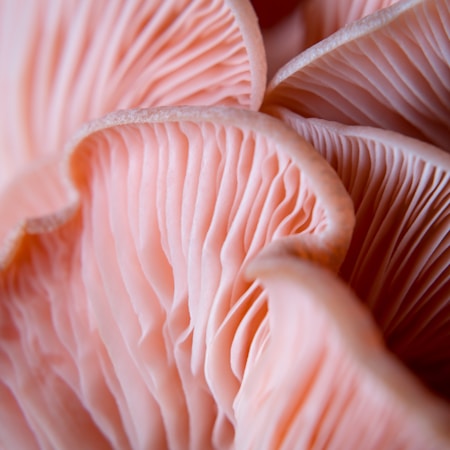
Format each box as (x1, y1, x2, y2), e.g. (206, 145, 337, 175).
(263, 0, 450, 150)
(239, 252, 450, 449)
(0, 106, 353, 448)
(0, 0, 269, 277)
(267, 105, 450, 401)
(253, 0, 401, 76)
(0, 0, 267, 190)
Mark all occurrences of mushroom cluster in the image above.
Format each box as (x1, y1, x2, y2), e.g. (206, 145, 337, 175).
(0, 0, 449, 448)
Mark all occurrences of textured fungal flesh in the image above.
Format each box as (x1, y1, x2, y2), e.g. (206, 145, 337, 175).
(253, 0, 401, 76)
(263, 0, 450, 150)
(267, 106, 450, 401)
(0, 106, 353, 448)
(0, 0, 267, 190)
(239, 253, 450, 449)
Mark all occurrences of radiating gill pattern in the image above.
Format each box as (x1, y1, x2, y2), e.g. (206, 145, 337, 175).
(264, 0, 450, 151)
(236, 255, 450, 449)
(0, 107, 352, 449)
(272, 106, 450, 401)
(0, 0, 266, 189)
(299, 0, 401, 50)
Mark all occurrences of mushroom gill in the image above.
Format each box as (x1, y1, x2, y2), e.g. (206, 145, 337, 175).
(263, 0, 450, 150)
(294, 0, 402, 51)
(0, 0, 266, 191)
(0, 106, 353, 448)
(252, 0, 402, 77)
(238, 253, 450, 449)
(267, 106, 450, 401)
(0, 0, 268, 278)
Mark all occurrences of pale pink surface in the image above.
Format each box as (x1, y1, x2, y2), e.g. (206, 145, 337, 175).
(264, 0, 450, 150)
(0, 0, 267, 272)
(0, 0, 266, 190)
(298, 0, 401, 50)
(1, 0, 449, 447)
(262, 0, 400, 76)
(0, 155, 76, 267)
(239, 254, 450, 448)
(0, 107, 354, 448)
(268, 106, 450, 400)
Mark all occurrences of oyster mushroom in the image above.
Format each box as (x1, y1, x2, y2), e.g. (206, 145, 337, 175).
(0, 0, 268, 266)
(261, 0, 450, 401)
(264, 108, 450, 401)
(1, 0, 449, 447)
(0, 0, 266, 191)
(251, 0, 402, 77)
(239, 253, 450, 449)
(0, 107, 353, 448)
(263, 0, 450, 150)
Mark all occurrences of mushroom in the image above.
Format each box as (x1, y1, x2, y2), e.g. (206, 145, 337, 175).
(0, 0, 266, 191)
(0, 107, 353, 448)
(0, 0, 268, 269)
(263, 0, 450, 150)
(1, 0, 449, 447)
(264, 109, 450, 401)
(239, 252, 450, 448)
(262, 0, 450, 401)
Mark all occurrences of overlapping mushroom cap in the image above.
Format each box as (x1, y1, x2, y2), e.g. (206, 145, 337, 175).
(261, 0, 450, 403)
(267, 110, 450, 401)
(0, 0, 266, 191)
(0, 0, 268, 260)
(1, 0, 449, 448)
(262, 0, 450, 149)
(0, 107, 355, 448)
(240, 254, 450, 448)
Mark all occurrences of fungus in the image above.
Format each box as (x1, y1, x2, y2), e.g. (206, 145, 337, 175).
(0, 107, 353, 448)
(263, 0, 450, 150)
(1, 0, 449, 448)
(0, 0, 266, 190)
(240, 252, 450, 448)
(264, 109, 450, 400)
